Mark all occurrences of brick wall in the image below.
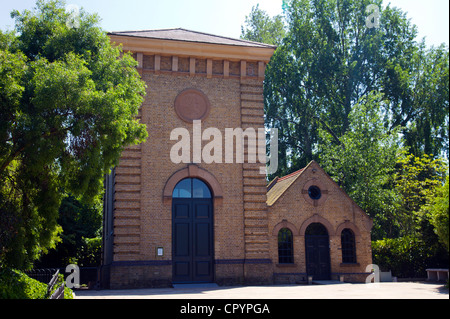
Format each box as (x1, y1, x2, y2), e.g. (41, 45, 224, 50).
(267, 162, 373, 283)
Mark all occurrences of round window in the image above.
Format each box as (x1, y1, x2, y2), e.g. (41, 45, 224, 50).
(308, 185, 322, 200)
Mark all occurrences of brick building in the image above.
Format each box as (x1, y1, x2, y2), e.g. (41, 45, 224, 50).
(102, 28, 373, 289)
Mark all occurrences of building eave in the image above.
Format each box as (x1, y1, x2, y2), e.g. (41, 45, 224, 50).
(108, 34, 276, 62)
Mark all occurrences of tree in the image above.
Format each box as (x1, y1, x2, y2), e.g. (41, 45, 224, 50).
(372, 162, 449, 277)
(240, 4, 286, 46)
(384, 41, 449, 159)
(319, 92, 401, 239)
(393, 152, 447, 237)
(0, 0, 147, 269)
(263, 0, 449, 177)
(422, 177, 449, 251)
(35, 194, 102, 268)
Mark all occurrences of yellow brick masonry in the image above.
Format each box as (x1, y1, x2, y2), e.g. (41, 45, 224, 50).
(267, 161, 373, 284)
(106, 30, 372, 288)
(110, 53, 270, 287)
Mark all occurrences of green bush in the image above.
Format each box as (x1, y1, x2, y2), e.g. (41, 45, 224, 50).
(77, 237, 102, 267)
(0, 268, 47, 299)
(64, 286, 74, 299)
(372, 236, 448, 278)
(0, 268, 73, 299)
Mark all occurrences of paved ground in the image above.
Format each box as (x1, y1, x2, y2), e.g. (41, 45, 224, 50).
(74, 282, 448, 299)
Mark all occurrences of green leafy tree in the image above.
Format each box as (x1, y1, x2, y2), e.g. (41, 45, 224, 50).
(372, 172, 449, 277)
(263, 0, 449, 177)
(319, 92, 401, 239)
(428, 176, 449, 251)
(240, 4, 286, 46)
(372, 236, 445, 278)
(35, 194, 102, 268)
(383, 41, 449, 158)
(0, 0, 147, 269)
(372, 154, 448, 276)
(393, 153, 448, 237)
(422, 176, 449, 251)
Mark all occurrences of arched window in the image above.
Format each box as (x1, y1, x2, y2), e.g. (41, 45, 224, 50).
(341, 228, 357, 263)
(278, 228, 294, 264)
(172, 178, 212, 198)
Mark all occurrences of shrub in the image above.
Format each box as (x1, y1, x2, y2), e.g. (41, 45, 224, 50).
(372, 236, 447, 278)
(77, 237, 102, 267)
(0, 268, 47, 299)
(0, 268, 73, 299)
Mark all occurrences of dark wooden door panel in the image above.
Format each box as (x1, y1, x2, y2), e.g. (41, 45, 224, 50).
(173, 198, 213, 283)
(305, 235, 331, 280)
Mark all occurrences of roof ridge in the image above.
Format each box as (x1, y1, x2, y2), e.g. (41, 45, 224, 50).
(266, 164, 313, 207)
(108, 27, 182, 34)
(277, 168, 304, 182)
(174, 28, 277, 48)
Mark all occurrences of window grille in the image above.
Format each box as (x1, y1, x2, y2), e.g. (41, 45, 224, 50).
(278, 228, 294, 264)
(341, 228, 357, 263)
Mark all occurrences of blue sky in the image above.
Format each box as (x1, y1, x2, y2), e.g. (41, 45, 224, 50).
(1, 0, 448, 47)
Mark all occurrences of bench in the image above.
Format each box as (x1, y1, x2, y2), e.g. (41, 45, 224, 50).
(426, 269, 449, 282)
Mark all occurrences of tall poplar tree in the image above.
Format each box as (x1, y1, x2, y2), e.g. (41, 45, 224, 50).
(259, 0, 449, 176)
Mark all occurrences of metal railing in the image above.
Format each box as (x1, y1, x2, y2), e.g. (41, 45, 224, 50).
(47, 269, 65, 299)
(25, 268, 61, 285)
(25, 268, 65, 299)
(26, 266, 101, 293)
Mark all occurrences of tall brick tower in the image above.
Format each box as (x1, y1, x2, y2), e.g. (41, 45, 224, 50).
(102, 29, 276, 288)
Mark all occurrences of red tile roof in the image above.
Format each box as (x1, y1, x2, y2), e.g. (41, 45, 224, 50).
(266, 168, 305, 206)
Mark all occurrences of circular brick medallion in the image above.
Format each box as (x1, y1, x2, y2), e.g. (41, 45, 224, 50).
(174, 89, 210, 123)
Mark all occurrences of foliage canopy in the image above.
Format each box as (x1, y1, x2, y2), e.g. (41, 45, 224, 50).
(247, 0, 449, 176)
(0, 0, 147, 269)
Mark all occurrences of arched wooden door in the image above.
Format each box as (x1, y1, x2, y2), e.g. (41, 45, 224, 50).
(172, 178, 214, 283)
(305, 223, 331, 280)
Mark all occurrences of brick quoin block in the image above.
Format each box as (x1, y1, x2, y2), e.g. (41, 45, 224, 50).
(101, 29, 373, 289)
